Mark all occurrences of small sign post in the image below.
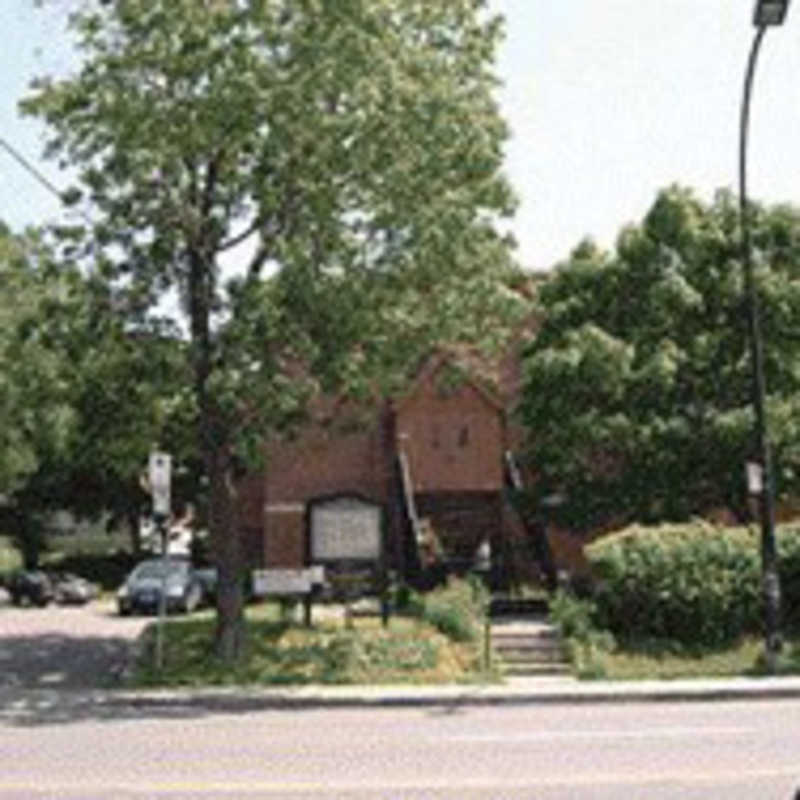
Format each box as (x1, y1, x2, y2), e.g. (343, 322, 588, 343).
(148, 452, 172, 672)
(251, 567, 325, 626)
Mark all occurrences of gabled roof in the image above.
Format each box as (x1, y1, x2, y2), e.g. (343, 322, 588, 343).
(392, 348, 505, 415)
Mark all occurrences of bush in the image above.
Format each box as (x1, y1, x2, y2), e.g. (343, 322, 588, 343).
(585, 520, 800, 646)
(44, 551, 138, 591)
(548, 589, 615, 679)
(778, 523, 800, 632)
(402, 576, 488, 643)
(0, 536, 23, 583)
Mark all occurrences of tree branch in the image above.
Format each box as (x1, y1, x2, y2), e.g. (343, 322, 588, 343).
(220, 218, 262, 252)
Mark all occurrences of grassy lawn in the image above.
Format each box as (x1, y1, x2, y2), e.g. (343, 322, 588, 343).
(131, 598, 494, 687)
(573, 634, 800, 681)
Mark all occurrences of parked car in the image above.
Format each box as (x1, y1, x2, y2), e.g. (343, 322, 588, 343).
(51, 572, 100, 605)
(8, 571, 55, 607)
(116, 558, 204, 616)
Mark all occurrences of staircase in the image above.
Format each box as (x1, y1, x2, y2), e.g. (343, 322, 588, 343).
(490, 597, 570, 677)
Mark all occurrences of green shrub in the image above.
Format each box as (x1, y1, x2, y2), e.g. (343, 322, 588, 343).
(548, 589, 615, 679)
(778, 523, 800, 632)
(585, 520, 800, 646)
(0, 536, 22, 583)
(45, 551, 138, 591)
(403, 576, 488, 643)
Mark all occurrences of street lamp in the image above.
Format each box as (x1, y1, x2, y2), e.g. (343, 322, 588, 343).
(739, 0, 791, 673)
(754, 0, 791, 25)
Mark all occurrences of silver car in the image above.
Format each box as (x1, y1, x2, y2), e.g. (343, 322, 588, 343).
(116, 558, 203, 616)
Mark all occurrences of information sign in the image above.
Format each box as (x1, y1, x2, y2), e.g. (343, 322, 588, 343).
(310, 497, 381, 562)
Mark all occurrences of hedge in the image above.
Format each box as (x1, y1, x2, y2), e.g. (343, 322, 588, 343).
(584, 520, 800, 646)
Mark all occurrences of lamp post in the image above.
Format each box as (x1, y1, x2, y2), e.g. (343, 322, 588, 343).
(739, 0, 791, 673)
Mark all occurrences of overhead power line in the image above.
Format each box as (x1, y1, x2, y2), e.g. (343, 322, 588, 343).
(0, 135, 65, 203)
(0, 135, 95, 227)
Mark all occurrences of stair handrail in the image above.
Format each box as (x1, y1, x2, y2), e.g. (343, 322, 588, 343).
(397, 448, 422, 544)
(504, 449, 524, 492)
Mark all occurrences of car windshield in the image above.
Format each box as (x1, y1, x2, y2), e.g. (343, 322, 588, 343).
(132, 561, 187, 580)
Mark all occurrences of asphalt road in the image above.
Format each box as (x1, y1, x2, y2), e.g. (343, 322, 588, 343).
(0, 600, 149, 689)
(0, 698, 799, 798)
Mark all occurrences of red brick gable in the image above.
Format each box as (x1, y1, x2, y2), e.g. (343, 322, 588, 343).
(394, 355, 504, 494)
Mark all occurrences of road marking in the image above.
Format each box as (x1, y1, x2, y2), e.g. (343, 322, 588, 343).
(449, 725, 754, 742)
(0, 766, 797, 795)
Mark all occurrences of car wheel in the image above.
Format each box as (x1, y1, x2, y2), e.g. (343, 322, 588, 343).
(35, 596, 51, 608)
(10, 593, 22, 607)
(118, 603, 131, 617)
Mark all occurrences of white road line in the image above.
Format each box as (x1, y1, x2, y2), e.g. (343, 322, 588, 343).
(0, 766, 798, 795)
(448, 725, 754, 742)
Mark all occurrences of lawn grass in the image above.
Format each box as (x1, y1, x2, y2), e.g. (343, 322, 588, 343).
(131, 601, 494, 687)
(581, 634, 800, 681)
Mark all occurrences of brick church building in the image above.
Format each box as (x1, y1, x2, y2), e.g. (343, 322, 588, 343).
(237, 349, 579, 591)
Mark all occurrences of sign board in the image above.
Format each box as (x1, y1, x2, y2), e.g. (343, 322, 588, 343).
(746, 461, 764, 495)
(252, 567, 324, 597)
(310, 497, 382, 562)
(148, 452, 172, 517)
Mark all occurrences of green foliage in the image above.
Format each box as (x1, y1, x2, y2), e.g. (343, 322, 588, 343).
(405, 576, 489, 643)
(585, 521, 800, 646)
(132, 613, 476, 687)
(548, 589, 615, 679)
(23, 0, 524, 659)
(597, 635, 800, 680)
(0, 536, 23, 583)
(548, 588, 598, 640)
(520, 186, 800, 530)
(0, 227, 78, 496)
(777, 522, 800, 632)
(43, 550, 137, 592)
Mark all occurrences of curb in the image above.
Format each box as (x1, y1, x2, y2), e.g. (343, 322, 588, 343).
(96, 677, 800, 712)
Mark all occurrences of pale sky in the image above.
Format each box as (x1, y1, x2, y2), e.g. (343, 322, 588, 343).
(2, 1, 800, 270)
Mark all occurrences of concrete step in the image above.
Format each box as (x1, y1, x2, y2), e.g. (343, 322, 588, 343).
(502, 661, 571, 676)
(490, 614, 570, 678)
(492, 625, 559, 640)
(490, 596, 549, 617)
(494, 645, 566, 662)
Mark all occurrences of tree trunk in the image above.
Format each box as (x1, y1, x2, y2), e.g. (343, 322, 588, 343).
(15, 509, 43, 570)
(126, 505, 142, 557)
(186, 234, 246, 662)
(208, 450, 247, 663)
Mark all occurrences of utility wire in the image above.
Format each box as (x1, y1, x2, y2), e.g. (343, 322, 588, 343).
(0, 134, 94, 227)
(0, 134, 65, 203)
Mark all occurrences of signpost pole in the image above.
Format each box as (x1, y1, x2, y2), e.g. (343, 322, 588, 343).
(148, 452, 172, 673)
(155, 512, 167, 672)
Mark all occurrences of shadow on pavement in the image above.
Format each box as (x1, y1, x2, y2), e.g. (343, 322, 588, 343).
(0, 689, 210, 727)
(0, 633, 133, 691)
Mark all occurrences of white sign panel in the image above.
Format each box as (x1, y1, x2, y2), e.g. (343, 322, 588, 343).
(746, 461, 764, 495)
(148, 452, 172, 516)
(310, 498, 381, 561)
(252, 568, 317, 596)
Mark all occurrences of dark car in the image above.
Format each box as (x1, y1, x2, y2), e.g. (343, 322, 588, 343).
(8, 571, 55, 607)
(52, 572, 100, 605)
(116, 558, 203, 616)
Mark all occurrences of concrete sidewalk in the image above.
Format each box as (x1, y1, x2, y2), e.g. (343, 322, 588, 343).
(4, 676, 800, 723)
(58, 674, 800, 712)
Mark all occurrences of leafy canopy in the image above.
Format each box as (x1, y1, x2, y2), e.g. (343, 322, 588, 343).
(520, 186, 800, 530)
(23, 0, 521, 659)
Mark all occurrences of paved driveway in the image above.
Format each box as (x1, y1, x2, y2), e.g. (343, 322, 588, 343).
(0, 600, 149, 690)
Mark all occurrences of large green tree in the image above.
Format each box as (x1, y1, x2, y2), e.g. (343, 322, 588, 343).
(0, 220, 187, 564)
(23, 0, 519, 660)
(520, 186, 800, 532)
(0, 223, 81, 564)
